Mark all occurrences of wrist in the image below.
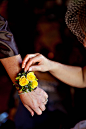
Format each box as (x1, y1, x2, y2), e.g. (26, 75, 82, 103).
(48, 60, 57, 71)
(18, 89, 27, 95)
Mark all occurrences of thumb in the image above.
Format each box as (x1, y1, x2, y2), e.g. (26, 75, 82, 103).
(29, 65, 42, 72)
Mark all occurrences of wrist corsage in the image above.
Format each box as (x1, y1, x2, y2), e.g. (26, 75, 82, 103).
(13, 70, 38, 95)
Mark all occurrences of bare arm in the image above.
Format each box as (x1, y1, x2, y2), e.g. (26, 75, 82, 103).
(49, 61, 86, 88)
(0, 15, 48, 116)
(0, 54, 48, 116)
(22, 53, 86, 88)
(0, 54, 22, 83)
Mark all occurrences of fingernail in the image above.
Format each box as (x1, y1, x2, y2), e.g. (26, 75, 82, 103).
(24, 69, 26, 72)
(22, 65, 24, 68)
(32, 114, 34, 117)
(22, 62, 25, 68)
(29, 67, 32, 71)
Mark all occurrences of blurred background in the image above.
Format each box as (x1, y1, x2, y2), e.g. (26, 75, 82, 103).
(0, 0, 86, 129)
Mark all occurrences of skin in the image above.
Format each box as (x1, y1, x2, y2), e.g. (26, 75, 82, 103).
(0, 54, 48, 116)
(22, 52, 86, 88)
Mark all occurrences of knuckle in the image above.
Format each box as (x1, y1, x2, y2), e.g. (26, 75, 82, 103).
(37, 53, 40, 55)
(36, 53, 40, 55)
(32, 103, 37, 109)
(40, 54, 43, 58)
(46, 93, 48, 98)
(40, 89, 44, 93)
(38, 53, 42, 58)
(26, 54, 29, 57)
(38, 99, 41, 105)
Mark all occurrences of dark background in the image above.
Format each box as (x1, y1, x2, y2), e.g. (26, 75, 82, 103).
(0, 0, 86, 129)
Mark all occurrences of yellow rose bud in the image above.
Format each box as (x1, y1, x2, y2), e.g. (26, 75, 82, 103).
(31, 80, 38, 89)
(19, 76, 29, 86)
(27, 72, 36, 81)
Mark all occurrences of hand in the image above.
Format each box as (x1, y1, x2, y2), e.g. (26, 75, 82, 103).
(22, 53, 51, 72)
(19, 87, 48, 116)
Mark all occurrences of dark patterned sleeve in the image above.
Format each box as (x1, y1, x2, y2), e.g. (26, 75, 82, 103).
(0, 15, 19, 59)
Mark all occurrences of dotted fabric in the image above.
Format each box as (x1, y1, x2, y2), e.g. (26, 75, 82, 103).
(65, 0, 86, 44)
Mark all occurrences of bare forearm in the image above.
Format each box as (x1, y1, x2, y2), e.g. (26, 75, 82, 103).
(0, 54, 48, 115)
(0, 54, 22, 83)
(49, 61, 86, 88)
(22, 53, 86, 88)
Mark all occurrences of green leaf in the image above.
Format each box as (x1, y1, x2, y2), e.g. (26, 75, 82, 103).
(35, 78, 38, 81)
(29, 89, 31, 91)
(16, 76, 20, 80)
(15, 81, 18, 84)
(22, 72, 26, 75)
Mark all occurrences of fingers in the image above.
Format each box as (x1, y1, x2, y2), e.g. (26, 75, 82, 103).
(22, 53, 50, 72)
(19, 88, 48, 116)
(25, 97, 48, 116)
(24, 103, 45, 116)
(31, 101, 43, 115)
(22, 53, 39, 70)
(28, 90, 48, 115)
(24, 104, 34, 116)
(26, 64, 41, 72)
(22, 54, 36, 68)
(22, 53, 44, 72)
(35, 87, 48, 100)
(34, 87, 48, 105)
(43, 91, 48, 99)
(31, 98, 46, 114)
(39, 104, 46, 111)
(25, 56, 41, 72)
(25, 99, 47, 116)
(43, 98, 48, 105)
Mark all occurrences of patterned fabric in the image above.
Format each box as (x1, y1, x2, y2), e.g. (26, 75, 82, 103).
(0, 15, 19, 59)
(65, 0, 86, 44)
(65, 1, 86, 128)
(71, 120, 86, 129)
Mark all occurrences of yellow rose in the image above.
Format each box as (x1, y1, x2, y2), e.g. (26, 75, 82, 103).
(19, 76, 29, 86)
(27, 72, 36, 81)
(31, 80, 38, 89)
